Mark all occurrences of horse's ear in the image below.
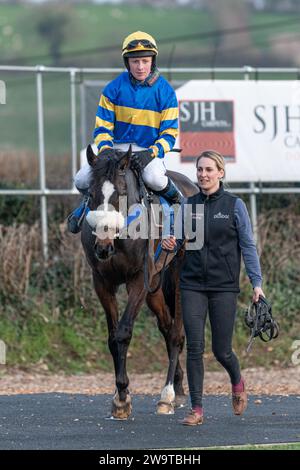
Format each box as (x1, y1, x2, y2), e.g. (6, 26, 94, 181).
(87, 144, 97, 167)
(128, 144, 132, 158)
(119, 145, 132, 170)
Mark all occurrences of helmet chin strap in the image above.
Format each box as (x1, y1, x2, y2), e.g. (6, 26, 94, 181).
(123, 57, 130, 71)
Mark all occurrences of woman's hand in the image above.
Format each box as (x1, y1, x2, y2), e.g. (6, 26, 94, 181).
(252, 286, 265, 303)
(161, 235, 177, 251)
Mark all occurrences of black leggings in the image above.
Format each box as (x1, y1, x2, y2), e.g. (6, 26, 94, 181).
(181, 289, 241, 408)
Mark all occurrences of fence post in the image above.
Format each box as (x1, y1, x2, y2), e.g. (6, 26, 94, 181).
(0, 340, 6, 365)
(80, 80, 87, 150)
(70, 69, 78, 187)
(36, 66, 48, 262)
(244, 66, 259, 248)
(243, 64, 253, 80)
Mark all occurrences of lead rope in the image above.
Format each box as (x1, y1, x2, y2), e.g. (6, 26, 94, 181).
(245, 296, 279, 353)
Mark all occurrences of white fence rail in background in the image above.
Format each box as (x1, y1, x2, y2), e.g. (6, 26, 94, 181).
(0, 65, 300, 260)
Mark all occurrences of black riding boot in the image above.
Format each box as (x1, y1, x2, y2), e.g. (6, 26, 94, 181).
(67, 194, 90, 234)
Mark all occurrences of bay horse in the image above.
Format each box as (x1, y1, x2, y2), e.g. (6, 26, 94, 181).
(81, 145, 198, 419)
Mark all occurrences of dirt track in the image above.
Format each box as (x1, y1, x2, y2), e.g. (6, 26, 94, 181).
(0, 366, 299, 396)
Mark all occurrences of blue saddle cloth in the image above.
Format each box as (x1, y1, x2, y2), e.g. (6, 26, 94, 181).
(154, 196, 175, 263)
(115, 197, 175, 263)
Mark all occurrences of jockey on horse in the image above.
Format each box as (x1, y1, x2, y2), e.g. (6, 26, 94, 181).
(68, 31, 182, 233)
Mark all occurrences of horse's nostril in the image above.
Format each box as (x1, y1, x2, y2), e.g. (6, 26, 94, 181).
(94, 242, 115, 261)
(94, 244, 103, 260)
(108, 244, 115, 256)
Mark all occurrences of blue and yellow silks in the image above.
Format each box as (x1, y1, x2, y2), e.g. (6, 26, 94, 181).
(93, 71, 178, 158)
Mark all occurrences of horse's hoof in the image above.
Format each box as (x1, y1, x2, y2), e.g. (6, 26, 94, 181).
(156, 400, 175, 415)
(175, 394, 187, 408)
(111, 403, 132, 419)
(111, 392, 132, 419)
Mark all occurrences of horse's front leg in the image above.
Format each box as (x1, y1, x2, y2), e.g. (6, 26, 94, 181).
(92, 271, 119, 377)
(111, 273, 146, 419)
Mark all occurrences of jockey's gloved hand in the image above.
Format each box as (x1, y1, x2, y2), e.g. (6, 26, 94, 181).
(131, 149, 154, 172)
(99, 147, 115, 158)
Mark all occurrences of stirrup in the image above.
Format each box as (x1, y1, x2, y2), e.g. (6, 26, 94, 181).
(67, 214, 81, 234)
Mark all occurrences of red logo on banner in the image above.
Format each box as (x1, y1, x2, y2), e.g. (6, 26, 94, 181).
(179, 100, 236, 163)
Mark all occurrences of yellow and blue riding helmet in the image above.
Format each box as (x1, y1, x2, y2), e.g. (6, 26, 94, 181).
(122, 31, 158, 70)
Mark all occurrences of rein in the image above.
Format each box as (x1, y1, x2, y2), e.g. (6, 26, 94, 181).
(134, 167, 169, 294)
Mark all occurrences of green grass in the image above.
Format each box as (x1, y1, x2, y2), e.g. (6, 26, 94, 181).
(0, 3, 214, 65)
(0, 300, 296, 374)
(250, 13, 300, 49)
(172, 443, 300, 450)
(199, 442, 300, 450)
(0, 4, 297, 66)
(1, 72, 72, 155)
(169, 442, 300, 450)
(0, 301, 170, 374)
(0, 309, 106, 373)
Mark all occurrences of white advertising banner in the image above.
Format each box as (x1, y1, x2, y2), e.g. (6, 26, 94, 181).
(164, 80, 300, 182)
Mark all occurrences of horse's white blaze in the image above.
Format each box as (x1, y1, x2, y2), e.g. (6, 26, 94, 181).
(86, 180, 125, 237)
(102, 180, 115, 211)
(160, 383, 175, 403)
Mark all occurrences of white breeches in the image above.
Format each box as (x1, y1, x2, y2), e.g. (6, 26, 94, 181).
(141, 157, 168, 191)
(74, 144, 168, 193)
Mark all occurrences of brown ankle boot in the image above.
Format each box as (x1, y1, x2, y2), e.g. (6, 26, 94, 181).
(181, 409, 204, 426)
(232, 390, 247, 415)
